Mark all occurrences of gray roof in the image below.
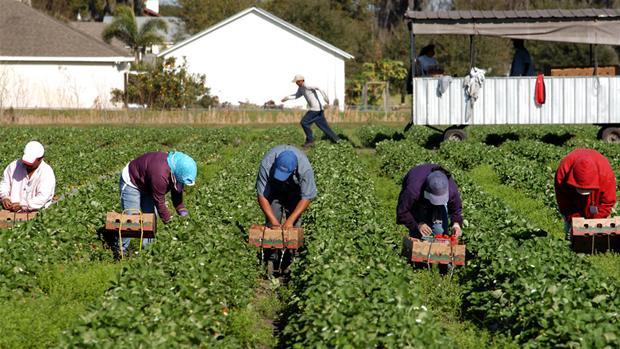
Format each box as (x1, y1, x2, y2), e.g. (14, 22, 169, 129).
(103, 16, 186, 43)
(70, 21, 131, 53)
(405, 8, 620, 22)
(0, 0, 131, 59)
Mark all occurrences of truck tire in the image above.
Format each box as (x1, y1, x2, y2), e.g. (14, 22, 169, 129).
(443, 128, 467, 141)
(601, 127, 620, 143)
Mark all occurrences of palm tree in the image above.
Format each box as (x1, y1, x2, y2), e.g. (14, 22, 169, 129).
(102, 5, 168, 61)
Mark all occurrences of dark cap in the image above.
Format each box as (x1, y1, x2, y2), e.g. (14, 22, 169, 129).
(423, 171, 449, 205)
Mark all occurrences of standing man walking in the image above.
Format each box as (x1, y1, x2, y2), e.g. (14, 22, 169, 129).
(281, 74, 340, 148)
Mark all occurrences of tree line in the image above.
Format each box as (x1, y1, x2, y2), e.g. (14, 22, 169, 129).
(32, 0, 620, 76)
(28, 0, 620, 107)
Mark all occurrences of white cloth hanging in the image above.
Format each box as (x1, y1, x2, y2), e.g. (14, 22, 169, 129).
(463, 67, 486, 121)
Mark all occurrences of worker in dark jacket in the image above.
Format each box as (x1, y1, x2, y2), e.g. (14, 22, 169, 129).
(555, 148, 616, 237)
(116, 151, 197, 253)
(397, 164, 463, 238)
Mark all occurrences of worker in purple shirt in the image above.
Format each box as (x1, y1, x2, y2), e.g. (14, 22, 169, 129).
(396, 164, 463, 239)
(115, 151, 197, 254)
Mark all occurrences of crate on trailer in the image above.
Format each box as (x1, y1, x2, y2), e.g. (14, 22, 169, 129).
(248, 224, 304, 249)
(550, 66, 619, 76)
(401, 236, 466, 266)
(0, 210, 38, 228)
(571, 217, 619, 253)
(105, 211, 157, 238)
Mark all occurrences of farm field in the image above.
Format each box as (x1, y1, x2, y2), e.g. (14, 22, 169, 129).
(0, 124, 618, 348)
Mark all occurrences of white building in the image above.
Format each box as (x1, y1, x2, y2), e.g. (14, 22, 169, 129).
(0, 0, 133, 109)
(159, 7, 354, 111)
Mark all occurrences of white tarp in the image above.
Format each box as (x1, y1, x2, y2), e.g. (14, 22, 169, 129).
(410, 20, 620, 46)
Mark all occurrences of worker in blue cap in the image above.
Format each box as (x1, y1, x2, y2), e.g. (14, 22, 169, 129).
(256, 145, 317, 229)
(115, 150, 197, 254)
(256, 145, 316, 274)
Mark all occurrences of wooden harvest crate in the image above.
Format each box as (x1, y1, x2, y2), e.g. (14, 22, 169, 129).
(401, 236, 466, 266)
(0, 210, 37, 228)
(571, 217, 619, 253)
(248, 224, 304, 249)
(550, 66, 618, 76)
(104, 212, 157, 238)
(571, 217, 616, 236)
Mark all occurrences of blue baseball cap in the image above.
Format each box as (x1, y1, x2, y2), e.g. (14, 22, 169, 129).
(424, 171, 449, 205)
(273, 151, 297, 182)
(167, 151, 197, 186)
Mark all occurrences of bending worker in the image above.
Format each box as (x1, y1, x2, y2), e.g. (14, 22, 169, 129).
(555, 148, 616, 237)
(256, 144, 316, 229)
(1, 141, 56, 212)
(116, 151, 196, 252)
(396, 164, 463, 238)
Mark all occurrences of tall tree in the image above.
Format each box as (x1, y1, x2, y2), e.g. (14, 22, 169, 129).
(178, 0, 257, 34)
(374, 0, 409, 31)
(103, 5, 168, 61)
(265, 0, 377, 74)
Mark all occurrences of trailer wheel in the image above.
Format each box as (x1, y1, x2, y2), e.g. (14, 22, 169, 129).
(601, 127, 620, 143)
(443, 128, 467, 141)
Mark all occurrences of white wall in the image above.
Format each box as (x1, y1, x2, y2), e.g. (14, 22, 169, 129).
(412, 76, 620, 125)
(0, 61, 128, 109)
(163, 12, 348, 111)
(145, 0, 159, 14)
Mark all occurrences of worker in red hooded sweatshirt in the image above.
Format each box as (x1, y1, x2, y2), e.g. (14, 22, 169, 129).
(555, 148, 617, 239)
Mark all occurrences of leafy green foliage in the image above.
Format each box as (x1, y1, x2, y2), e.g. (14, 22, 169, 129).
(111, 57, 216, 109)
(347, 60, 408, 105)
(103, 5, 168, 60)
(282, 142, 446, 347)
(377, 137, 620, 348)
(355, 124, 403, 148)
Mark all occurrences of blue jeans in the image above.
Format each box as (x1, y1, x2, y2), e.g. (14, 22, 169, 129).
(300, 110, 340, 143)
(266, 197, 302, 228)
(117, 177, 155, 252)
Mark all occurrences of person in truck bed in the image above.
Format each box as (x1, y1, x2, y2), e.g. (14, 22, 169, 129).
(1, 141, 55, 213)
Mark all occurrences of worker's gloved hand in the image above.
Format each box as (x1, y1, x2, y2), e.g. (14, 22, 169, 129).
(178, 209, 189, 217)
(431, 223, 444, 235)
(589, 205, 598, 215)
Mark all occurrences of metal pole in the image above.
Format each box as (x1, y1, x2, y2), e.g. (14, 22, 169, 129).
(469, 35, 476, 70)
(594, 44, 599, 76)
(408, 17, 416, 124)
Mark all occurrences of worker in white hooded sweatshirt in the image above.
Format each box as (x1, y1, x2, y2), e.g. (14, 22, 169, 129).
(0, 141, 56, 212)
